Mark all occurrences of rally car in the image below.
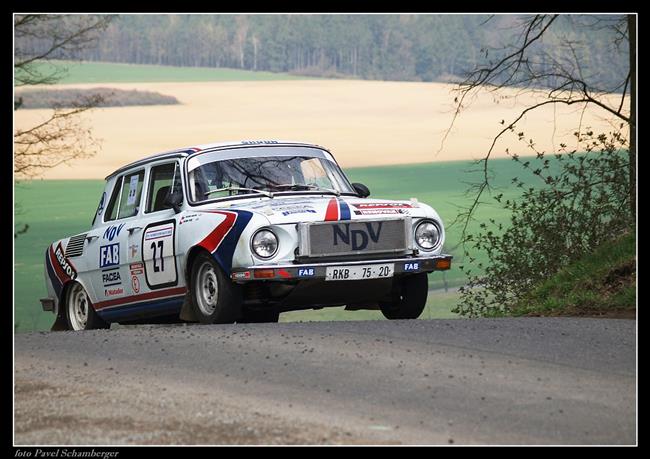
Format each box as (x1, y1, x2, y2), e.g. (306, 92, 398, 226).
(42, 140, 452, 330)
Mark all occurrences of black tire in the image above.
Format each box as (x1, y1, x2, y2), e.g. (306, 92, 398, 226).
(239, 309, 280, 323)
(189, 251, 242, 324)
(65, 281, 110, 331)
(380, 273, 428, 320)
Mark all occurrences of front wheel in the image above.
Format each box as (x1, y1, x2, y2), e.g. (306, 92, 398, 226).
(189, 252, 241, 324)
(379, 273, 428, 320)
(65, 282, 110, 331)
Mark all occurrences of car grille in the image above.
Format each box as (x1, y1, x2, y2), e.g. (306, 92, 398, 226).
(65, 233, 87, 257)
(298, 218, 410, 258)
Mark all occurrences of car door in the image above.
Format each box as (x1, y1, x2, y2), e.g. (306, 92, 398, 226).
(130, 161, 184, 294)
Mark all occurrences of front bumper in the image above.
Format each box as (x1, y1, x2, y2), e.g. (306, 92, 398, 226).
(230, 254, 452, 282)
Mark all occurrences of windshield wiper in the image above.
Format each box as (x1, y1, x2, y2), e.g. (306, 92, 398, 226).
(272, 183, 341, 196)
(204, 186, 273, 198)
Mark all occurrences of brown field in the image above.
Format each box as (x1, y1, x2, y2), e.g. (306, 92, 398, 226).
(13, 80, 628, 179)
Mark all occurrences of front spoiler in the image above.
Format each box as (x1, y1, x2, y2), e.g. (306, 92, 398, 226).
(230, 254, 452, 282)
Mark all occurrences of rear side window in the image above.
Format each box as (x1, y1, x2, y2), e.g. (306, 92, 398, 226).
(117, 171, 145, 219)
(146, 162, 182, 213)
(103, 170, 145, 222)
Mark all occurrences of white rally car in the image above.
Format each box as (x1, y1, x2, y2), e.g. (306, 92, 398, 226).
(42, 140, 452, 330)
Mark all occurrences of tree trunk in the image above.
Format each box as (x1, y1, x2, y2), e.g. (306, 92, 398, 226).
(628, 14, 636, 219)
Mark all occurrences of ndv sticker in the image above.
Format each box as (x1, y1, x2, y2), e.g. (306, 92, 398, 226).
(103, 223, 125, 241)
(100, 243, 120, 268)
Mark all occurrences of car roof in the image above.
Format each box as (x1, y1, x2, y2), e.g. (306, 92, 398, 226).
(104, 140, 329, 180)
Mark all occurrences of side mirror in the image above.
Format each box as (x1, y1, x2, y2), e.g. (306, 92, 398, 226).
(164, 191, 183, 214)
(352, 182, 370, 198)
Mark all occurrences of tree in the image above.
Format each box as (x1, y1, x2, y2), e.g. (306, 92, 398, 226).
(14, 14, 113, 238)
(14, 14, 113, 179)
(442, 14, 636, 316)
(442, 14, 635, 240)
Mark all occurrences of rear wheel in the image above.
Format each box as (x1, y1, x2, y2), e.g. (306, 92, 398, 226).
(239, 309, 280, 323)
(65, 282, 110, 331)
(189, 252, 241, 324)
(380, 273, 428, 320)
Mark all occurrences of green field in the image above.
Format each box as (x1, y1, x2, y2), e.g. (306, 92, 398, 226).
(18, 60, 312, 85)
(14, 158, 532, 332)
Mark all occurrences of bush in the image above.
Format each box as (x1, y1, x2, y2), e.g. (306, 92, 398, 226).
(454, 128, 634, 317)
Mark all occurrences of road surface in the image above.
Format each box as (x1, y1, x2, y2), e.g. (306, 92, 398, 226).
(14, 318, 636, 445)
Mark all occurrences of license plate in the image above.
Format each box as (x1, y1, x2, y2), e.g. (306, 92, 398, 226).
(325, 264, 394, 281)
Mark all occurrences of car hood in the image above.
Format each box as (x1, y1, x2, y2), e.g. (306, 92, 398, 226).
(216, 195, 437, 225)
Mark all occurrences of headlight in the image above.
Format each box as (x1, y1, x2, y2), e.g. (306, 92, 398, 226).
(415, 220, 441, 251)
(251, 229, 278, 259)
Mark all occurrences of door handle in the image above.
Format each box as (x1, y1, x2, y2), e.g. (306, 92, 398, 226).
(85, 235, 98, 242)
(128, 226, 143, 234)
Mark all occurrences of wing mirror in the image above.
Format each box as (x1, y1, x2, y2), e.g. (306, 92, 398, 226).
(164, 191, 183, 214)
(352, 182, 370, 198)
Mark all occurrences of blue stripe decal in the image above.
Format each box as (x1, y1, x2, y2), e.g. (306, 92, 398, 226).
(45, 248, 62, 298)
(339, 199, 351, 220)
(213, 210, 253, 274)
(96, 295, 184, 322)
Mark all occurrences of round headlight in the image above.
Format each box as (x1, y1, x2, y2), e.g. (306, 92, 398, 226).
(251, 229, 278, 259)
(415, 221, 440, 251)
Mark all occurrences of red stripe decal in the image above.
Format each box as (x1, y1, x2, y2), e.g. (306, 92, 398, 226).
(198, 211, 237, 253)
(95, 286, 187, 310)
(324, 198, 339, 221)
(49, 245, 68, 283)
(47, 247, 65, 285)
(277, 269, 291, 279)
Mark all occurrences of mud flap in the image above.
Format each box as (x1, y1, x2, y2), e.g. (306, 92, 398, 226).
(179, 294, 197, 322)
(50, 314, 69, 332)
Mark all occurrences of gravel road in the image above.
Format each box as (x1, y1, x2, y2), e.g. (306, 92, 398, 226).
(14, 318, 636, 445)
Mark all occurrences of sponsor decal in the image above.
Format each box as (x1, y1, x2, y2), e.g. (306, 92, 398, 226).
(404, 262, 420, 272)
(332, 222, 383, 251)
(353, 209, 406, 216)
(281, 207, 317, 217)
(130, 262, 144, 275)
(231, 271, 251, 280)
(179, 213, 201, 225)
(103, 223, 125, 241)
(104, 287, 124, 297)
(277, 269, 291, 279)
(352, 202, 414, 209)
(100, 243, 120, 268)
(102, 269, 122, 287)
(298, 267, 315, 277)
(96, 192, 106, 216)
(144, 227, 173, 240)
(241, 140, 279, 145)
(131, 275, 140, 293)
(128, 243, 139, 260)
(53, 242, 77, 280)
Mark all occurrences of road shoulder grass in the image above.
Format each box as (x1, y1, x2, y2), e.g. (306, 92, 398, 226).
(512, 231, 636, 318)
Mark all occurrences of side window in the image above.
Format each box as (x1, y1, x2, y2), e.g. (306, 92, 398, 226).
(146, 162, 182, 213)
(104, 178, 123, 223)
(117, 170, 145, 219)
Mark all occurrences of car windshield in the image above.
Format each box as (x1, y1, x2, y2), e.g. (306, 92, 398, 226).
(186, 153, 355, 202)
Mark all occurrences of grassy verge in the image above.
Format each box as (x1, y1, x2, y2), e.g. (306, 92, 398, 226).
(511, 231, 636, 318)
(18, 60, 314, 85)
